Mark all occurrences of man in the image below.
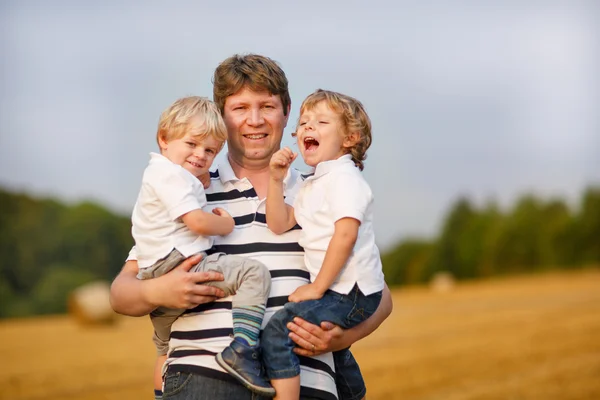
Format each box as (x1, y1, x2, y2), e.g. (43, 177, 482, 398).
(110, 54, 393, 400)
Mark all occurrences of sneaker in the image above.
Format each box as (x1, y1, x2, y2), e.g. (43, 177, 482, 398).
(216, 339, 276, 397)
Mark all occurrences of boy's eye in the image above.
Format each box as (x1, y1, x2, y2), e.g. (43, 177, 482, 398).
(319, 121, 329, 124)
(206, 149, 215, 154)
(186, 142, 196, 147)
(299, 122, 306, 126)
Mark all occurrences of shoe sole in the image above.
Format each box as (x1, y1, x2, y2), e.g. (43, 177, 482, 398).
(215, 353, 276, 398)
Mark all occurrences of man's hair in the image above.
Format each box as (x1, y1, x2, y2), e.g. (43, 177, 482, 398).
(157, 96, 227, 150)
(213, 54, 291, 116)
(299, 89, 372, 171)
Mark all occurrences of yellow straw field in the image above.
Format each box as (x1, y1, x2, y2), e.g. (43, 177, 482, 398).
(2, 269, 599, 400)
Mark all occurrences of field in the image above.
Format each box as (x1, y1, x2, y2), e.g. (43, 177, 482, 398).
(2, 269, 599, 400)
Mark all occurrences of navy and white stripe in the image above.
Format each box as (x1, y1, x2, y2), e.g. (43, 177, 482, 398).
(165, 162, 338, 400)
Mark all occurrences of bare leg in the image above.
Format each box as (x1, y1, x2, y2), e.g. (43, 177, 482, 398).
(154, 354, 167, 391)
(272, 376, 300, 400)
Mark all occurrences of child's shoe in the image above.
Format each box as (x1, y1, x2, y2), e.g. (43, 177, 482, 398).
(215, 339, 276, 397)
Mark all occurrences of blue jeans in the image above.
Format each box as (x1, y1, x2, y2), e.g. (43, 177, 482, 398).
(162, 371, 328, 400)
(262, 285, 382, 399)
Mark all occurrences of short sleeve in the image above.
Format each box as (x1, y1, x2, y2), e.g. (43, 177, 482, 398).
(126, 245, 137, 262)
(146, 163, 206, 220)
(327, 172, 372, 223)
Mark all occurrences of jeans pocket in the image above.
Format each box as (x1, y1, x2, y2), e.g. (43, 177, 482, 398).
(163, 371, 193, 397)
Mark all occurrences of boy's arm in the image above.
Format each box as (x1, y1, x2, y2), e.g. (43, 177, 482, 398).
(181, 207, 234, 236)
(288, 217, 359, 302)
(266, 176, 297, 234)
(109, 255, 225, 316)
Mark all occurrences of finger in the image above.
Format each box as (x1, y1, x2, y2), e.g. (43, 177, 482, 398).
(321, 321, 335, 331)
(186, 295, 219, 308)
(292, 317, 324, 339)
(288, 331, 314, 351)
(191, 284, 225, 298)
(291, 152, 298, 162)
(190, 270, 224, 283)
(177, 255, 203, 272)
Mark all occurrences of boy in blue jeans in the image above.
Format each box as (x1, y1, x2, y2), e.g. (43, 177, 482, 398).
(263, 89, 385, 400)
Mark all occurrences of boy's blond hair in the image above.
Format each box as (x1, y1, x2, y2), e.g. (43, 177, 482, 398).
(157, 96, 227, 150)
(298, 89, 372, 171)
(213, 54, 291, 116)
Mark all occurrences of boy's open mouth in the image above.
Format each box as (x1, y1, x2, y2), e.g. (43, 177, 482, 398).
(304, 137, 319, 151)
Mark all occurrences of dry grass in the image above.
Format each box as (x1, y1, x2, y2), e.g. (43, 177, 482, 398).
(1, 269, 599, 399)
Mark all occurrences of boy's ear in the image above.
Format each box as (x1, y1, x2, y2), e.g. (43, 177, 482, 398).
(343, 131, 360, 148)
(158, 134, 169, 151)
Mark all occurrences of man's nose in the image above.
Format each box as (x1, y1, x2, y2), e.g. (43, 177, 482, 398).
(247, 107, 265, 126)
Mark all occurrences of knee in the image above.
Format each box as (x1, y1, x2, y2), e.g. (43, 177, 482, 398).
(244, 260, 272, 292)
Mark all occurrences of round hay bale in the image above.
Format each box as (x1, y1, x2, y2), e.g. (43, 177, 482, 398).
(68, 280, 117, 325)
(429, 271, 455, 293)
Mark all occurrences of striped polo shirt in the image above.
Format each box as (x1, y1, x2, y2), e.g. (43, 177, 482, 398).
(164, 158, 338, 400)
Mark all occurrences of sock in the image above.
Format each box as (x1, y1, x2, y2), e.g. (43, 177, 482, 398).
(232, 305, 265, 347)
(154, 389, 163, 400)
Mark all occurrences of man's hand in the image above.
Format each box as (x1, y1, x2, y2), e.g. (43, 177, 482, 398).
(288, 283, 324, 303)
(287, 318, 346, 356)
(147, 254, 226, 309)
(269, 147, 297, 182)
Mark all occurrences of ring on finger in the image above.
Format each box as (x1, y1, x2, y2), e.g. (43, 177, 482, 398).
(311, 343, 316, 352)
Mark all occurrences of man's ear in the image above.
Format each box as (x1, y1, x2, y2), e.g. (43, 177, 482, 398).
(283, 103, 291, 128)
(343, 131, 360, 148)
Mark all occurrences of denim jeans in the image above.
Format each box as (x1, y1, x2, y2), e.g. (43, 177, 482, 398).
(162, 371, 329, 400)
(261, 285, 382, 398)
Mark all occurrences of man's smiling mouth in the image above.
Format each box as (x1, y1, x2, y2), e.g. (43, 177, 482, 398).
(243, 134, 268, 140)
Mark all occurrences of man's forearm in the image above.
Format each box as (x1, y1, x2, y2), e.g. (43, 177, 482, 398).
(110, 260, 156, 317)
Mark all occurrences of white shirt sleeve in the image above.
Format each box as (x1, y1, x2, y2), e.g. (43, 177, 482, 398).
(327, 172, 372, 223)
(125, 245, 137, 262)
(149, 164, 206, 221)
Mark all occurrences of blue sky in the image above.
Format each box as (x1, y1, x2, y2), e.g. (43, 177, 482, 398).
(1, 1, 598, 250)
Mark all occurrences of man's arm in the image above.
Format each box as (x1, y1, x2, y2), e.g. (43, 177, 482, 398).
(288, 283, 393, 355)
(110, 255, 225, 317)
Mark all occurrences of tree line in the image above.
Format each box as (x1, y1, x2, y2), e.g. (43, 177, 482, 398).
(0, 186, 598, 318)
(382, 186, 600, 286)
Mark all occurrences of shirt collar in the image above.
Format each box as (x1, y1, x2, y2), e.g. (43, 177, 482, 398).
(149, 152, 170, 163)
(311, 154, 355, 179)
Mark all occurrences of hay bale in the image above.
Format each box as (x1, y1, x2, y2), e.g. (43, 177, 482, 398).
(68, 281, 117, 325)
(429, 271, 455, 293)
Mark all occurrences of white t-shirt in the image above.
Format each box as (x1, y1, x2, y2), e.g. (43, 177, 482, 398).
(294, 154, 385, 296)
(131, 153, 213, 269)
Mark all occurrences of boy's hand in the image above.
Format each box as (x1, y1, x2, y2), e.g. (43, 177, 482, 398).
(199, 172, 211, 189)
(288, 283, 324, 303)
(212, 207, 235, 234)
(270, 147, 297, 182)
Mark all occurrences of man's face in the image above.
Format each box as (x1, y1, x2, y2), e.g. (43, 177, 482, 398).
(223, 86, 289, 167)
